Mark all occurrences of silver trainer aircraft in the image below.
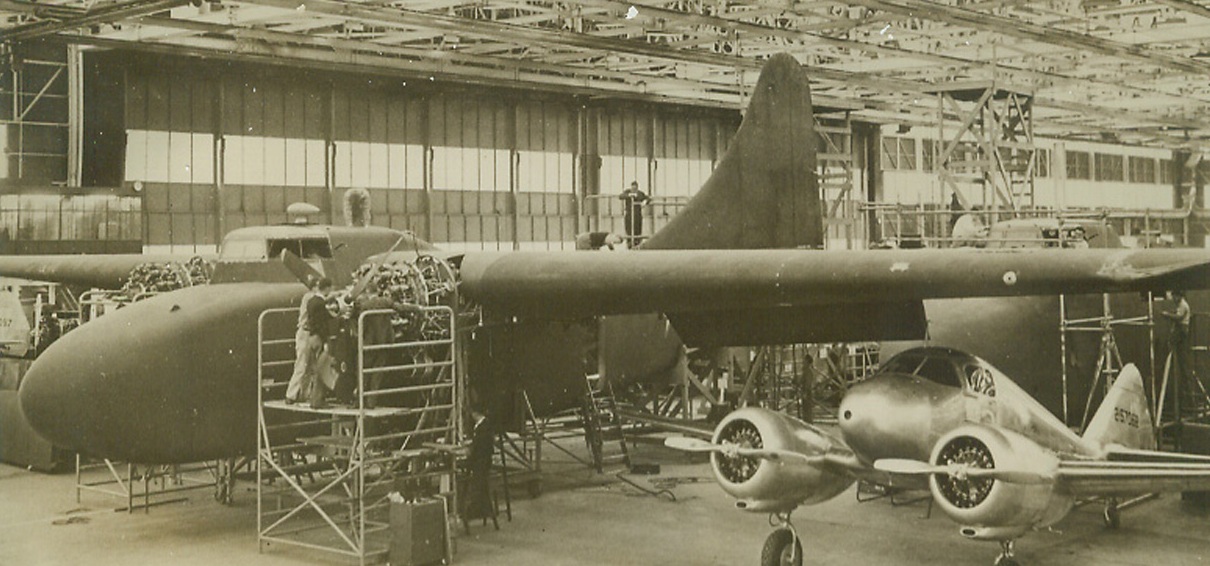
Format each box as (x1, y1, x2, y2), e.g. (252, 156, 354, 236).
(668, 346, 1210, 566)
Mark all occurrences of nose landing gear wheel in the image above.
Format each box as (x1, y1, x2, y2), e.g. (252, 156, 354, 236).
(761, 528, 802, 566)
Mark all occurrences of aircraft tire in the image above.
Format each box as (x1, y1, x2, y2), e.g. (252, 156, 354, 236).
(994, 557, 1020, 566)
(761, 528, 802, 566)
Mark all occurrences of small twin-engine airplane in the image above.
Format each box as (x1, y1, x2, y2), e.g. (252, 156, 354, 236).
(668, 346, 1210, 566)
(4, 54, 1210, 469)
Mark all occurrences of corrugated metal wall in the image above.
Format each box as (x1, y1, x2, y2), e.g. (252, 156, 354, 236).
(113, 56, 735, 253)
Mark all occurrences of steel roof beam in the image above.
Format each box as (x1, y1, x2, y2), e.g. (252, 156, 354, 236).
(1150, 0, 1210, 21)
(843, 0, 1210, 75)
(2, 0, 187, 42)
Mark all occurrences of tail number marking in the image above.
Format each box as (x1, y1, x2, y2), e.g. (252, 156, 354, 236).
(1113, 407, 1140, 428)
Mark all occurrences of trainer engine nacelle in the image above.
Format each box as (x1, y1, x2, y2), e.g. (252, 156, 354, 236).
(929, 424, 1072, 540)
(711, 407, 854, 513)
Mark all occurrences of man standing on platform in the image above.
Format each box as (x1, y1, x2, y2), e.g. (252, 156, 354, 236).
(619, 181, 649, 245)
(286, 276, 334, 405)
(1162, 290, 1198, 413)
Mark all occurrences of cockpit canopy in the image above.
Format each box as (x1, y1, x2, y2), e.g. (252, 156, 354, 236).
(221, 235, 332, 262)
(219, 226, 335, 263)
(878, 347, 1003, 397)
(212, 224, 419, 285)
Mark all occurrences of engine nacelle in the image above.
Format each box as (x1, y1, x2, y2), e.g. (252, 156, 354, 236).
(928, 424, 1072, 540)
(711, 407, 854, 513)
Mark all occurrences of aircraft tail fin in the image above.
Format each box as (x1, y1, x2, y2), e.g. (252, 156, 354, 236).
(643, 53, 822, 251)
(1083, 364, 1156, 450)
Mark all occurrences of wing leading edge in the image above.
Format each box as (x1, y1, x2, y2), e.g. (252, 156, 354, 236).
(1058, 455, 1210, 496)
(0, 254, 188, 289)
(458, 247, 1210, 320)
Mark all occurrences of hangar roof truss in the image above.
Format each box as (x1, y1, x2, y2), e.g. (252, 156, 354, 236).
(3, 0, 1210, 149)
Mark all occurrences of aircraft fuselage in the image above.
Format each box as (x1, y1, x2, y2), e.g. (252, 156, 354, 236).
(838, 347, 1098, 467)
(18, 224, 423, 463)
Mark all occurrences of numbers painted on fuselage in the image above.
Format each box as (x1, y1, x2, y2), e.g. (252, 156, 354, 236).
(1113, 407, 1140, 428)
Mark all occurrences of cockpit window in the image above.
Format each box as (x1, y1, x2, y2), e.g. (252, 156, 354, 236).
(220, 238, 268, 261)
(880, 353, 927, 376)
(880, 352, 962, 388)
(964, 364, 997, 397)
(916, 357, 962, 388)
(267, 238, 332, 260)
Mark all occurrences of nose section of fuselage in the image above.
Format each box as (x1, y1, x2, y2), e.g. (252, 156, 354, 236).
(19, 283, 302, 463)
(838, 375, 939, 464)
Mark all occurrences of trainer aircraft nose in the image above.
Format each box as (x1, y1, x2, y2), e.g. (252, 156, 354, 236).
(838, 374, 962, 464)
(19, 283, 302, 464)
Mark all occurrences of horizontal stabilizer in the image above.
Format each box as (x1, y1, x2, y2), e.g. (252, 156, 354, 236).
(1058, 458, 1210, 496)
(1107, 447, 1210, 464)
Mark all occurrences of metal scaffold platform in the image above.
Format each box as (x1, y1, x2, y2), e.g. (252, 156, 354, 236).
(256, 304, 460, 565)
(74, 455, 246, 512)
(931, 80, 1037, 212)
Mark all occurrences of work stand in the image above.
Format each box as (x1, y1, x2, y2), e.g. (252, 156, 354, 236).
(255, 305, 460, 566)
(855, 480, 933, 519)
(74, 455, 247, 512)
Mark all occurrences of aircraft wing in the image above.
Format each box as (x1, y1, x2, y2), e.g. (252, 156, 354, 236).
(1058, 453, 1210, 496)
(459, 247, 1210, 317)
(0, 254, 187, 289)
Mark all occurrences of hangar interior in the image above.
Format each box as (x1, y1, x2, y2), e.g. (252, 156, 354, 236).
(2, 1, 1210, 566)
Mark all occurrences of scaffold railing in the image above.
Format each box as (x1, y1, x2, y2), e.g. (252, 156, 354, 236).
(256, 304, 459, 565)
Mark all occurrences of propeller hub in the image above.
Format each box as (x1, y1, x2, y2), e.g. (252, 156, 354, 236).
(934, 436, 995, 509)
(714, 418, 763, 484)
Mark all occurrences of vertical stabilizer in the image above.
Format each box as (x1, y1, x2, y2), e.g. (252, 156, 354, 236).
(643, 54, 821, 250)
(1083, 364, 1156, 450)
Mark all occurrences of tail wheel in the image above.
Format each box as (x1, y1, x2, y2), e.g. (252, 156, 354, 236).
(761, 528, 802, 566)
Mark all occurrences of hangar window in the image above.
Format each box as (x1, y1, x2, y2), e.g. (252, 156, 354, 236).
(1066, 151, 1091, 180)
(880, 137, 917, 171)
(1129, 156, 1157, 184)
(1094, 153, 1124, 182)
(1159, 159, 1174, 185)
(1036, 149, 1050, 178)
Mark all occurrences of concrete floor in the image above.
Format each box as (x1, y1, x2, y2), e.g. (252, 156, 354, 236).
(1, 440, 1209, 566)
